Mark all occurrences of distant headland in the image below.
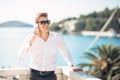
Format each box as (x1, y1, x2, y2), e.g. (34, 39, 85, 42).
(0, 20, 33, 27)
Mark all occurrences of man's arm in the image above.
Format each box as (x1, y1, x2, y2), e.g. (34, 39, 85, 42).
(18, 34, 36, 61)
(57, 34, 83, 72)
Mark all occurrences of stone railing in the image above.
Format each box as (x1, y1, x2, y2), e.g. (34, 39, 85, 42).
(0, 66, 101, 80)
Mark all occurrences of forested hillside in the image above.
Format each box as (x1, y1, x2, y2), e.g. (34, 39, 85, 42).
(50, 7, 120, 34)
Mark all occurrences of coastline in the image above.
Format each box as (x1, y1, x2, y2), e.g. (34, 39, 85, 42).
(81, 31, 120, 38)
(60, 30, 120, 38)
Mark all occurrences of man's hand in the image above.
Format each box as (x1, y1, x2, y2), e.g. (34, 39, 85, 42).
(33, 26, 40, 36)
(29, 27, 40, 46)
(70, 65, 83, 72)
(29, 34, 36, 46)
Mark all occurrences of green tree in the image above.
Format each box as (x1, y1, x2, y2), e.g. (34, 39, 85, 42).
(75, 20, 86, 31)
(79, 44, 120, 80)
(85, 19, 97, 31)
(86, 11, 98, 18)
(50, 23, 61, 31)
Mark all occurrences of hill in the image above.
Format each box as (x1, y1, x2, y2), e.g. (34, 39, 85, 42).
(0, 20, 33, 27)
(50, 7, 120, 34)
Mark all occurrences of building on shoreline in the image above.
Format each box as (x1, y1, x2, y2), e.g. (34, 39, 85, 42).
(81, 30, 119, 37)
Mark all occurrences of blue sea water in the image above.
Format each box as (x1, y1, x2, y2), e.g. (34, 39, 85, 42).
(0, 27, 120, 68)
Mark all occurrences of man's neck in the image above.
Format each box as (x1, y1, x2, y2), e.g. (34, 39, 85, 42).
(40, 31, 49, 41)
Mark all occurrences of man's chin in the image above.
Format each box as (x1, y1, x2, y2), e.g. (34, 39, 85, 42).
(44, 30, 49, 32)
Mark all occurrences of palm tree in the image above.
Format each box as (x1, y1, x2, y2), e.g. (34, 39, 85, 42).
(79, 44, 120, 80)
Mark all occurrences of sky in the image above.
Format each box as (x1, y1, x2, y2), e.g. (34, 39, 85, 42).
(0, 0, 120, 24)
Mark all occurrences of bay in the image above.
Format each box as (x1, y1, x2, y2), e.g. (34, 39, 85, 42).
(0, 27, 120, 68)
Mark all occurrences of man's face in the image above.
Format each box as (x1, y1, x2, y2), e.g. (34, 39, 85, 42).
(37, 17, 50, 32)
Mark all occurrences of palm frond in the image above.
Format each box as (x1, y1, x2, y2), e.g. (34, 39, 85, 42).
(111, 74, 120, 80)
(95, 45, 107, 60)
(85, 52, 98, 60)
(79, 44, 120, 80)
(79, 63, 94, 67)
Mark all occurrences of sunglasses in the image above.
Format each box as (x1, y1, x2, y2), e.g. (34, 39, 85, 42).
(37, 20, 51, 25)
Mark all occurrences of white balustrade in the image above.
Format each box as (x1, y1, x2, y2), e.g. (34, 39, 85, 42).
(0, 66, 101, 80)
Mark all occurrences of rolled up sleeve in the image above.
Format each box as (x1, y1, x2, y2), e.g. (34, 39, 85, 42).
(18, 34, 32, 61)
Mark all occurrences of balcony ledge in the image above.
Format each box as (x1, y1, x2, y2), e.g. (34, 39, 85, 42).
(0, 66, 101, 80)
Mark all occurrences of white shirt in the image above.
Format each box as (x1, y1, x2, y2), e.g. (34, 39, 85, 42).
(18, 31, 73, 71)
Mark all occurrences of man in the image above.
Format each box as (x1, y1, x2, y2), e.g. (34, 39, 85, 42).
(18, 13, 83, 80)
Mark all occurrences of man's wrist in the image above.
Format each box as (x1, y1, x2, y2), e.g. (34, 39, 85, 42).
(70, 65, 74, 67)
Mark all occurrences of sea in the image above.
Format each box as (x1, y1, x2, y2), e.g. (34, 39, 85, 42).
(0, 27, 120, 68)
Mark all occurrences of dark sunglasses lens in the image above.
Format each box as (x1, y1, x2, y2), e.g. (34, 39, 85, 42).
(40, 21, 45, 25)
(39, 20, 50, 25)
(47, 20, 50, 24)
